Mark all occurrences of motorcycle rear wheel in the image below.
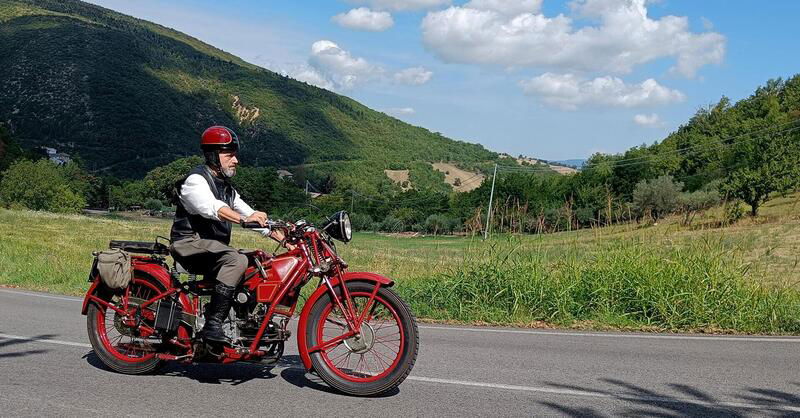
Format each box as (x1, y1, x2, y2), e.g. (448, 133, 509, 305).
(306, 282, 419, 396)
(86, 278, 164, 374)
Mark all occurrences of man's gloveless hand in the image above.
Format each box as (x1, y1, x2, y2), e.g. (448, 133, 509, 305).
(244, 211, 268, 227)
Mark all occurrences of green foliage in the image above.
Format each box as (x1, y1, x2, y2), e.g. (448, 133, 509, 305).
(142, 156, 203, 203)
(632, 176, 683, 221)
(677, 189, 720, 225)
(143, 198, 164, 211)
(0, 159, 86, 213)
(231, 166, 308, 215)
(401, 240, 800, 333)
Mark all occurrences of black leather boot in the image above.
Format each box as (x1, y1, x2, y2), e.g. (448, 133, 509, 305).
(201, 282, 236, 343)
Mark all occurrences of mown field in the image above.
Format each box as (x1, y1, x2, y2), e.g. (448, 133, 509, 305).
(1, 194, 799, 334)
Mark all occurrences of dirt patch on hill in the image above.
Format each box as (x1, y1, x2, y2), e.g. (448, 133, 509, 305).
(515, 156, 578, 175)
(385, 169, 412, 191)
(432, 163, 484, 192)
(232, 95, 260, 124)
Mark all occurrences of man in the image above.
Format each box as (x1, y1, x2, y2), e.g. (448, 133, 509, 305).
(170, 125, 285, 343)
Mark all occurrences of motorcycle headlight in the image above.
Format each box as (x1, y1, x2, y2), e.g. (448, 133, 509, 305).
(324, 211, 352, 243)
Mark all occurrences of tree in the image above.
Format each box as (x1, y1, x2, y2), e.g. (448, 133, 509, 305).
(632, 175, 683, 221)
(677, 189, 720, 226)
(0, 159, 86, 213)
(720, 91, 800, 216)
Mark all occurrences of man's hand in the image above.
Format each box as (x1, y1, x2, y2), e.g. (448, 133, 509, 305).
(270, 229, 296, 251)
(244, 211, 268, 227)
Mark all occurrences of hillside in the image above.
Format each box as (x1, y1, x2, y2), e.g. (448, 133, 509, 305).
(0, 0, 497, 180)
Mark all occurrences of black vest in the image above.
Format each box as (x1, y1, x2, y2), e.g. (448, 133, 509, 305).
(170, 165, 237, 245)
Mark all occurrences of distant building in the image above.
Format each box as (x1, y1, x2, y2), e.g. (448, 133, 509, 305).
(276, 169, 293, 180)
(40, 146, 71, 165)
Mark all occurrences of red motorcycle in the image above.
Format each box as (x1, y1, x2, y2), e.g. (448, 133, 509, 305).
(81, 211, 418, 396)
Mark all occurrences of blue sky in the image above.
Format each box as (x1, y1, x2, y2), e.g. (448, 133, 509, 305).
(86, 0, 800, 160)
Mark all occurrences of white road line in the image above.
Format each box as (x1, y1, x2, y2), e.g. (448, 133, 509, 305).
(0, 288, 82, 302)
(4, 288, 799, 342)
(418, 325, 800, 342)
(2, 333, 797, 413)
(0, 333, 91, 348)
(407, 376, 800, 413)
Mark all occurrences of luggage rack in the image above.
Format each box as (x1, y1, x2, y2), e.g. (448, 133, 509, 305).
(109, 237, 170, 256)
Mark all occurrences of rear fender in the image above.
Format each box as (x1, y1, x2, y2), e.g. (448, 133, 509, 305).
(296, 272, 394, 370)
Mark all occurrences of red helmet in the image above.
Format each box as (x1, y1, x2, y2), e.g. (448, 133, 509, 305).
(201, 126, 239, 152)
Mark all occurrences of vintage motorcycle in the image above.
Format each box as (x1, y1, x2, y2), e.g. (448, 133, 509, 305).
(81, 211, 418, 396)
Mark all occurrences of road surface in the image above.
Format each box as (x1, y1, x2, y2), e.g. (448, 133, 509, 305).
(0, 288, 798, 417)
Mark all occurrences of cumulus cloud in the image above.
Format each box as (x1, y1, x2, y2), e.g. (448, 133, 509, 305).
(306, 40, 384, 90)
(633, 113, 663, 127)
(519, 73, 685, 110)
(465, 0, 542, 16)
(422, 0, 725, 77)
(348, 0, 450, 12)
(393, 66, 433, 85)
(332, 7, 394, 31)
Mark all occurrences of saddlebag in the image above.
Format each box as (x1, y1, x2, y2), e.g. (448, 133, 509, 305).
(96, 248, 132, 290)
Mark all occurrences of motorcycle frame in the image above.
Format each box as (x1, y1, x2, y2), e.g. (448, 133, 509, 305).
(81, 226, 395, 371)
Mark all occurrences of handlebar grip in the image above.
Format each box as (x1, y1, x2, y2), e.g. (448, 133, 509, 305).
(241, 222, 267, 229)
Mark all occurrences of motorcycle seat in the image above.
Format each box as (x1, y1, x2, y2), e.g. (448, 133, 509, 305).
(109, 240, 170, 256)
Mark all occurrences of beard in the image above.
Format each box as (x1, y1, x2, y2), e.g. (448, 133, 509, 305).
(222, 166, 236, 177)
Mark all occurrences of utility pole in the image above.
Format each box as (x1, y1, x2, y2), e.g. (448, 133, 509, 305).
(305, 180, 309, 196)
(484, 164, 498, 240)
(350, 190, 355, 214)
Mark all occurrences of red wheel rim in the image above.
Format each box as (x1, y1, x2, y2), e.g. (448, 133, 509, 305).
(316, 291, 405, 383)
(94, 278, 159, 363)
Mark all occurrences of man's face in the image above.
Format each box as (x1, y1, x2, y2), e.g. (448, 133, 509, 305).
(219, 151, 238, 177)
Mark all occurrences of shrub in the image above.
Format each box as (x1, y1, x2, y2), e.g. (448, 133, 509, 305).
(144, 198, 164, 212)
(380, 215, 404, 232)
(350, 213, 374, 232)
(677, 190, 720, 225)
(632, 175, 683, 221)
(0, 159, 86, 213)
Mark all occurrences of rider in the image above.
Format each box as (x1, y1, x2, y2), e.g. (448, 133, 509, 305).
(169, 125, 285, 343)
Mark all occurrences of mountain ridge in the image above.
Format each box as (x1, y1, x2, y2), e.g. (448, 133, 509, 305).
(0, 0, 498, 187)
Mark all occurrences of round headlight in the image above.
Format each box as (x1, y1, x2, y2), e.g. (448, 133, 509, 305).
(342, 211, 352, 241)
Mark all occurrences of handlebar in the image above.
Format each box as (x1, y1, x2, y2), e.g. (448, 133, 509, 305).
(241, 220, 293, 232)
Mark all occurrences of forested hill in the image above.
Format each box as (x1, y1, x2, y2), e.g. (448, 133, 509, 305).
(0, 0, 496, 179)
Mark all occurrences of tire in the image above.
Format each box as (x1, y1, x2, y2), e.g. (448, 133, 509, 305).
(86, 278, 164, 374)
(305, 282, 419, 396)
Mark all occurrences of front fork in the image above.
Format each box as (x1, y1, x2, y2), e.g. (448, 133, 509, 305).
(317, 269, 381, 344)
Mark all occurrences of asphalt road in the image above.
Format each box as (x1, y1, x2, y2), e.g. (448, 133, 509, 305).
(1, 288, 799, 417)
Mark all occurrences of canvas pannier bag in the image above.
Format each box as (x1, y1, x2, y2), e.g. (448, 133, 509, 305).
(96, 249, 132, 289)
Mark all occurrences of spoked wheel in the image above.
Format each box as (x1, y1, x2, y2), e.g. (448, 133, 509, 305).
(306, 282, 418, 396)
(86, 278, 164, 374)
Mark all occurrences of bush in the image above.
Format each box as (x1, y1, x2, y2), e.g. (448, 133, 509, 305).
(677, 190, 720, 225)
(350, 213, 374, 232)
(0, 159, 86, 213)
(633, 175, 683, 221)
(144, 198, 164, 212)
(380, 215, 404, 232)
(424, 214, 457, 235)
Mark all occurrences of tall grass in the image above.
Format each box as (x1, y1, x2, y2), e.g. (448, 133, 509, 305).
(399, 238, 800, 333)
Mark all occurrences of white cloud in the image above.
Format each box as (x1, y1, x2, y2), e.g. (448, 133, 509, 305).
(519, 73, 685, 110)
(306, 40, 384, 90)
(422, 0, 725, 77)
(332, 8, 394, 31)
(386, 107, 416, 116)
(288, 65, 336, 90)
(348, 0, 451, 11)
(393, 66, 433, 85)
(633, 113, 663, 127)
(465, 0, 542, 16)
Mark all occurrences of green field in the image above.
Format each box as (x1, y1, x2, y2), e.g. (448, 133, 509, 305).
(2, 194, 799, 334)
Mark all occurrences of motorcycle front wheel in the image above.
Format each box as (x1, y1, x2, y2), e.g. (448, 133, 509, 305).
(305, 282, 419, 396)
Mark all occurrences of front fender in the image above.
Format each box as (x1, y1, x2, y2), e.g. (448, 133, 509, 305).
(296, 272, 394, 371)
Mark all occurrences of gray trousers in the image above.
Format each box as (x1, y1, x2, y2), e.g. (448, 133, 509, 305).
(170, 236, 248, 287)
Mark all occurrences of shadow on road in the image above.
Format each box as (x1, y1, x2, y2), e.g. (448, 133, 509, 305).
(537, 378, 800, 417)
(0, 334, 55, 359)
(83, 350, 399, 397)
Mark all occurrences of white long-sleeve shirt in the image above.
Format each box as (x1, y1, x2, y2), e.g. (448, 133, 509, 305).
(179, 174, 255, 221)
